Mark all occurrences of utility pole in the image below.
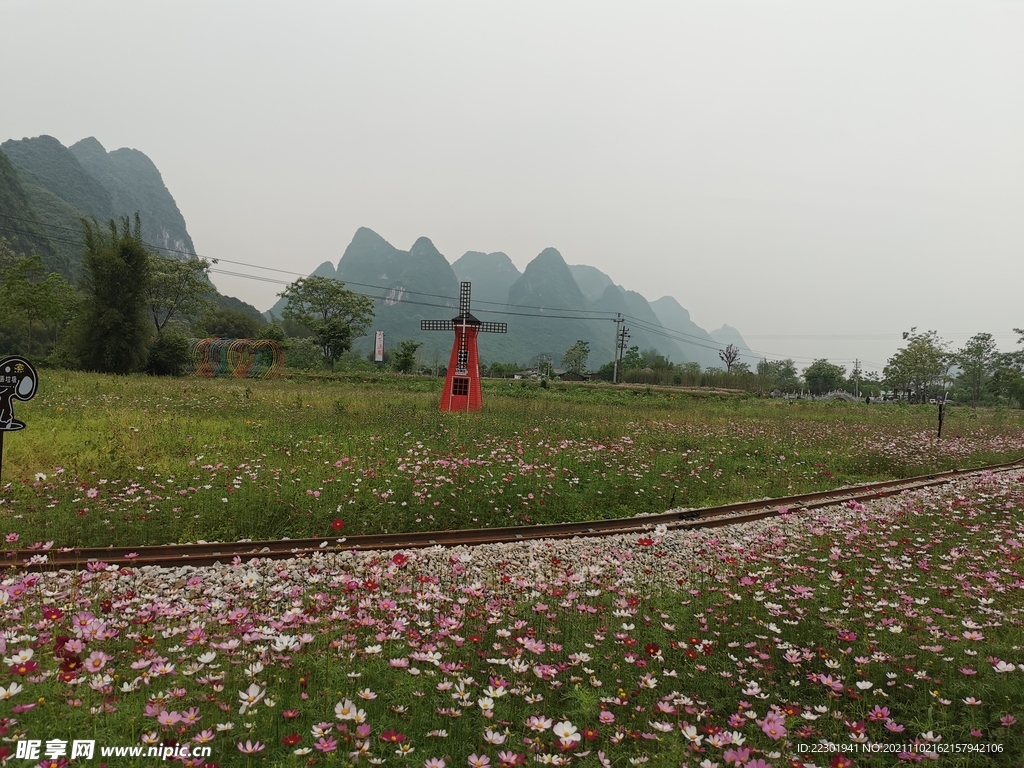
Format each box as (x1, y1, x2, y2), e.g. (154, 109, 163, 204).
(612, 314, 623, 384)
(616, 324, 630, 384)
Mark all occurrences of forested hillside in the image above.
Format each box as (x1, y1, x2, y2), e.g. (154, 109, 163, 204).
(0, 134, 261, 317)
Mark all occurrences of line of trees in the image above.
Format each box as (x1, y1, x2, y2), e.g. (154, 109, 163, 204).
(4, 226, 1023, 402)
(883, 328, 1024, 406)
(0, 218, 377, 375)
(478, 330, 1024, 408)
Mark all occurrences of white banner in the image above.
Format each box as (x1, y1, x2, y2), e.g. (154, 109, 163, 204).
(374, 331, 385, 362)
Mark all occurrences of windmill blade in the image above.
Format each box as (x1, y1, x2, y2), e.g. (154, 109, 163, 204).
(477, 322, 507, 334)
(459, 282, 472, 316)
(457, 330, 469, 373)
(421, 320, 454, 331)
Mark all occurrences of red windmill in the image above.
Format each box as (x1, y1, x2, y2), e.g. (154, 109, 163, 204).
(421, 282, 507, 412)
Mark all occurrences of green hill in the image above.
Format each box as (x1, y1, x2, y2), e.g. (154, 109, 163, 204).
(0, 134, 261, 319)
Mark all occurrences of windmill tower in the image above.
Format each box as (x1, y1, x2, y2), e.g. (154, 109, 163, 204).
(421, 282, 507, 412)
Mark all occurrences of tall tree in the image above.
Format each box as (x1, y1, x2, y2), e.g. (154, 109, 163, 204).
(885, 329, 950, 403)
(0, 253, 81, 356)
(803, 359, 846, 396)
(391, 340, 422, 374)
(719, 343, 740, 373)
(278, 276, 374, 365)
(954, 332, 997, 407)
(758, 358, 800, 392)
(989, 329, 1024, 406)
(194, 307, 263, 339)
(76, 215, 152, 374)
(561, 340, 591, 374)
(621, 345, 644, 371)
(147, 255, 212, 333)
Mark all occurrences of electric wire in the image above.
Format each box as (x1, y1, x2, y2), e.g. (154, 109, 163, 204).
(0, 213, 620, 318)
(3, 213, 1012, 369)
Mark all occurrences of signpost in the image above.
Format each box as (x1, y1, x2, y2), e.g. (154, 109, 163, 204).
(0, 356, 39, 486)
(374, 331, 385, 363)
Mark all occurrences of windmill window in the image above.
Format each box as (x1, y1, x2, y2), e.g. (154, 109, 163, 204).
(452, 377, 469, 396)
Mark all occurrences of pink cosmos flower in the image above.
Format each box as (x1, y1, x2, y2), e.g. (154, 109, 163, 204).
(760, 720, 787, 740)
(237, 740, 265, 754)
(84, 651, 111, 672)
(526, 715, 552, 732)
(314, 736, 338, 753)
(157, 711, 181, 726)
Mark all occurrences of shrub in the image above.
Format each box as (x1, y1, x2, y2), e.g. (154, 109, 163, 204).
(147, 331, 191, 376)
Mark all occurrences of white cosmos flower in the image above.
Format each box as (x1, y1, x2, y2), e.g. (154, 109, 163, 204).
(552, 721, 580, 744)
(0, 682, 23, 699)
(335, 699, 358, 720)
(237, 684, 265, 713)
(483, 728, 506, 745)
(4, 648, 33, 666)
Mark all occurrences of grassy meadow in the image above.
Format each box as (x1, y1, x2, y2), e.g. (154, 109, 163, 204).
(1, 372, 1023, 766)
(2, 371, 1024, 549)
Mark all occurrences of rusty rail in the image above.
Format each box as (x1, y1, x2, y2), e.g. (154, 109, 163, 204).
(7, 460, 1021, 571)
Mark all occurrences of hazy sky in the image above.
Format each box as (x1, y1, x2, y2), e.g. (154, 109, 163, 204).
(2, 1, 1021, 372)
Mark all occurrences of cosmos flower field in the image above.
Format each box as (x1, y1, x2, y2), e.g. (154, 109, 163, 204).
(3, 372, 1024, 548)
(1, 373, 1023, 766)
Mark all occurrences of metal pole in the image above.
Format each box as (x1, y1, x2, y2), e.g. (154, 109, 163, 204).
(0, 431, 4, 488)
(612, 314, 621, 384)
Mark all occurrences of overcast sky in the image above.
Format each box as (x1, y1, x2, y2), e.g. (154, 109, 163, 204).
(2, 0, 1021, 372)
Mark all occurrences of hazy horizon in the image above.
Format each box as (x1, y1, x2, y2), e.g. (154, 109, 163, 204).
(2, 0, 1021, 374)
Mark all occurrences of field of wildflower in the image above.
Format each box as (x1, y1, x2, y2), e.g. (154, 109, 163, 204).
(2, 371, 1024, 549)
(1, 464, 1022, 766)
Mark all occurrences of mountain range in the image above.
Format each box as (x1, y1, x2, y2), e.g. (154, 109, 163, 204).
(0, 134, 752, 367)
(269, 227, 755, 370)
(0, 135, 262, 319)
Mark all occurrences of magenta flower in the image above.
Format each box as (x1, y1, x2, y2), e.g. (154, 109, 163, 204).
(237, 740, 265, 754)
(314, 736, 338, 753)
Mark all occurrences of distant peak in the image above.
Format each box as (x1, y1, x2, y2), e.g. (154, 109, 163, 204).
(70, 136, 107, 155)
(410, 235, 437, 251)
(352, 226, 386, 242)
(536, 247, 564, 262)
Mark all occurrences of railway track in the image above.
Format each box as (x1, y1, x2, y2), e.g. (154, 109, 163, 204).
(7, 459, 1022, 571)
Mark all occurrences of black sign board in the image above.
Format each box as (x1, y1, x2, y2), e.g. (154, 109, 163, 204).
(0, 356, 38, 485)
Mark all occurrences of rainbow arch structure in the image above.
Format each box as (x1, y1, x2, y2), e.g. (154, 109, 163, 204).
(189, 338, 284, 379)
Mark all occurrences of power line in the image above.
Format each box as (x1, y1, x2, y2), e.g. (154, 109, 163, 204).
(0, 213, 620, 318)
(3, 214, 1005, 366)
(619, 313, 861, 364)
(0, 220, 619, 322)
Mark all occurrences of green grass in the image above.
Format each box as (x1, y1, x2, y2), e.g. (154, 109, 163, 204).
(2, 371, 1022, 548)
